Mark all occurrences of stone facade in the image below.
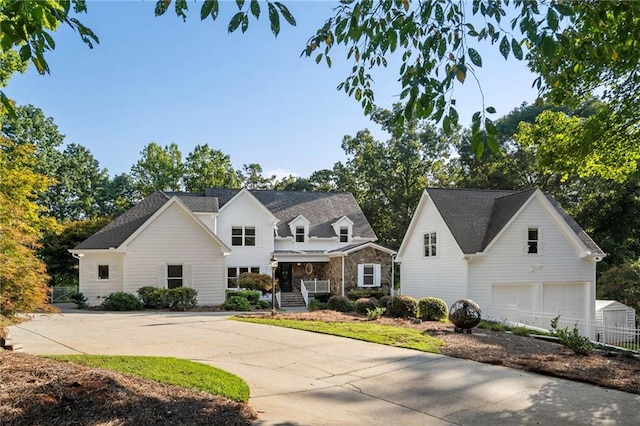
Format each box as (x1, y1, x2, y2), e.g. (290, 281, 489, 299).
(320, 247, 394, 296)
(291, 262, 329, 291)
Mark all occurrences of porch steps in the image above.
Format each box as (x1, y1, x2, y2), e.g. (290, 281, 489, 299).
(280, 291, 306, 308)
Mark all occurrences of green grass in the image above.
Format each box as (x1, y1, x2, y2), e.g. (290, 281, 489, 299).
(234, 317, 445, 353)
(47, 355, 250, 402)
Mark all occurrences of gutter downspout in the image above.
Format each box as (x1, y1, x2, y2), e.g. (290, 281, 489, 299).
(391, 253, 396, 296)
(341, 254, 345, 297)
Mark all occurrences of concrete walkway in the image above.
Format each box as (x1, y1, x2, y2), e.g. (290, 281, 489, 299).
(9, 309, 640, 425)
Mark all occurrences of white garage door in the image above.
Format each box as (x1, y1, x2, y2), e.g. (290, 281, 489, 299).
(543, 282, 588, 319)
(490, 284, 536, 319)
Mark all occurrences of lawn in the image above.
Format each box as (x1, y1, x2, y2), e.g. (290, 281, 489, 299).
(234, 316, 445, 353)
(48, 355, 250, 402)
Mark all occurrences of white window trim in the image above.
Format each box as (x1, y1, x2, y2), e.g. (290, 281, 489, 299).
(167, 264, 184, 289)
(424, 232, 438, 258)
(523, 227, 545, 255)
(339, 226, 350, 243)
(97, 264, 110, 280)
(227, 266, 261, 288)
(231, 226, 257, 247)
(357, 264, 381, 287)
(295, 226, 306, 243)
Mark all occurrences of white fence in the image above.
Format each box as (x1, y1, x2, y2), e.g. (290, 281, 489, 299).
(300, 280, 330, 306)
(484, 303, 640, 351)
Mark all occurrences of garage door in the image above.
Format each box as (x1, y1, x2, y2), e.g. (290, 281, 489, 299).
(543, 282, 588, 319)
(491, 284, 536, 319)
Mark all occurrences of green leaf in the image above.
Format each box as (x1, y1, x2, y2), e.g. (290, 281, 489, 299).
(485, 106, 496, 114)
(315, 53, 323, 64)
(228, 12, 244, 33)
(241, 14, 249, 32)
(236, 0, 245, 10)
(547, 8, 559, 31)
(201, 0, 215, 19)
(250, 0, 260, 19)
(435, 4, 444, 25)
(326, 55, 332, 68)
(268, 3, 280, 36)
(511, 38, 523, 60)
(468, 48, 482, 67)
(486, 132, 499, 152)
(499, 36, 510, 60)
(19, 44, 31, 62)
(155, 0, 171, 16)
(471, 131, 483, 156)
(443, 116, 451, 134)
(275, 2, 296, 26)
(0, 90, 16, 118)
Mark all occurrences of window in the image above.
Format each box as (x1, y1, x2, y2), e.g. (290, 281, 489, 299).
(227, 266, 260, 288)
(424, 232, 437, 257)
(527, 228, 539, 254)
(358, 264, 381, 287)
(295, 226, 305, 243)
(98, 265, 109, 280)
(167, 265, 183, 289)
(339, 227, 349, 243)
(232, 226, 256, 246)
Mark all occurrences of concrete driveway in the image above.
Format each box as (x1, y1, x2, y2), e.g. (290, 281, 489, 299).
(9, 308, 640, 425)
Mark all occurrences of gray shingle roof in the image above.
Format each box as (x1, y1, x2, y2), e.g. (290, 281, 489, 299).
(206, 188, 377, 239)
(75, 188, 377, 250)
(426, 188, 604, 255)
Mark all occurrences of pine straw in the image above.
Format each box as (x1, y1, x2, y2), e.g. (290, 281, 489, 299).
(0, 352, 256, 426)
(267, 311, 640, 395)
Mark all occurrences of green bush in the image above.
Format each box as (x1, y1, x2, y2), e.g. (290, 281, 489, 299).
(137, 286, 169, 309)
(327, 295, 354, 312)
(550, 316, 593, 355)
(70, 291, 87, 308)
(387, 295, 418, 318)
(101, 292, 143, 311)
(378, 295, 392, 312)
(257, 300, 270, 309)
(166, 287, 198, 311)
(312, 293, 332, 303)
(237, 273, 275, 295)
(417, 297, 448, 321)
(227, 289, 261, 305)
(223, 296, 252, 311)
(347, 289, 386, 300)
(308, 299, 327, 311)
(354, 297, 378, 315)
(478, 320, 505, 332)
(366, 306, 386, 320)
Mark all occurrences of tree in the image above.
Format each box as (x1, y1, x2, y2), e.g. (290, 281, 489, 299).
(597, 262, 640, 324)
(130, 142, 184, 197)
(237, 163, 275, 190)
(46, 143, 111, 221)
(272, 175, 315, 191)
(183, 144, 240, 192)
(333, 105, 457, 248)
(0, 138, 56, 326)
(103, 173, 137, 215)
(39, 216, 112, 286)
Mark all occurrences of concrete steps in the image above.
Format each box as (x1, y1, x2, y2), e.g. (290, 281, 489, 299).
(280, 291, 306, 308)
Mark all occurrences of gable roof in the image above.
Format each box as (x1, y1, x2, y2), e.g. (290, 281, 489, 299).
(328, 241, 396, 255)
(417, 188, 604, 256)
(205, 188, 377, 239)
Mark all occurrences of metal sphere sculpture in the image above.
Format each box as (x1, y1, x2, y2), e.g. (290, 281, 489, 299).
(449, 299, 482, 333)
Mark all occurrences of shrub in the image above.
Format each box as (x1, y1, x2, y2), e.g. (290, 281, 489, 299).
(550, 316, 593, 355)
(378, 295, 392, 312)
(70, 292, 87, 309)
(386, 295, 418, 318)
(478, 320, 505, 332)
(312, 293, 332, 303)
(137, 286, 168, 309)
(101, 292, 143, 311)
(257, 300, 270, 309)
(354, 297, 378, 315)
(510, 326, 531, 337)
(366, 306, 386, 320)
(227, 290, 261, 305)
(308, 299, 327, 311)
(417, 297, 448, 321)
(166, 287, 198, 311)
(222, 296, 252, 311)
(346, 289, 386, 301)
(327, 295, 354, 312)
(237, 273, 275, 295)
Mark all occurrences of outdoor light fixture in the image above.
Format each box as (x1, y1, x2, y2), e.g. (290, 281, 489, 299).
(269, 253, 278, 316)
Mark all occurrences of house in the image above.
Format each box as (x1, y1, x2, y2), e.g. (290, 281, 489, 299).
(70, 188, 395, 307)
(396, 188, 605, 336)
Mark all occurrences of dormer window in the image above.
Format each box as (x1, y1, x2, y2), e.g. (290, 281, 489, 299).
(289, 215, 310, 243)
(295, 226, 306, 243)
(339, 227, 349, 243)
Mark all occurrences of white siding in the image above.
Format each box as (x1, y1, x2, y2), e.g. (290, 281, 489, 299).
(217, 192, 275, 277)
(399, 196, 468, 308)
(123, 202, 225, 305)
(469, 195, 596, 322)
(78, 253, 124, 306)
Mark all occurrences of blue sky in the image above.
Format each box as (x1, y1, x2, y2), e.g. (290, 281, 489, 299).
(6, 1, 538, 178)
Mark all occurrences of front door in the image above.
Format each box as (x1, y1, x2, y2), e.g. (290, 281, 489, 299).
(277, 263, 293, 292)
